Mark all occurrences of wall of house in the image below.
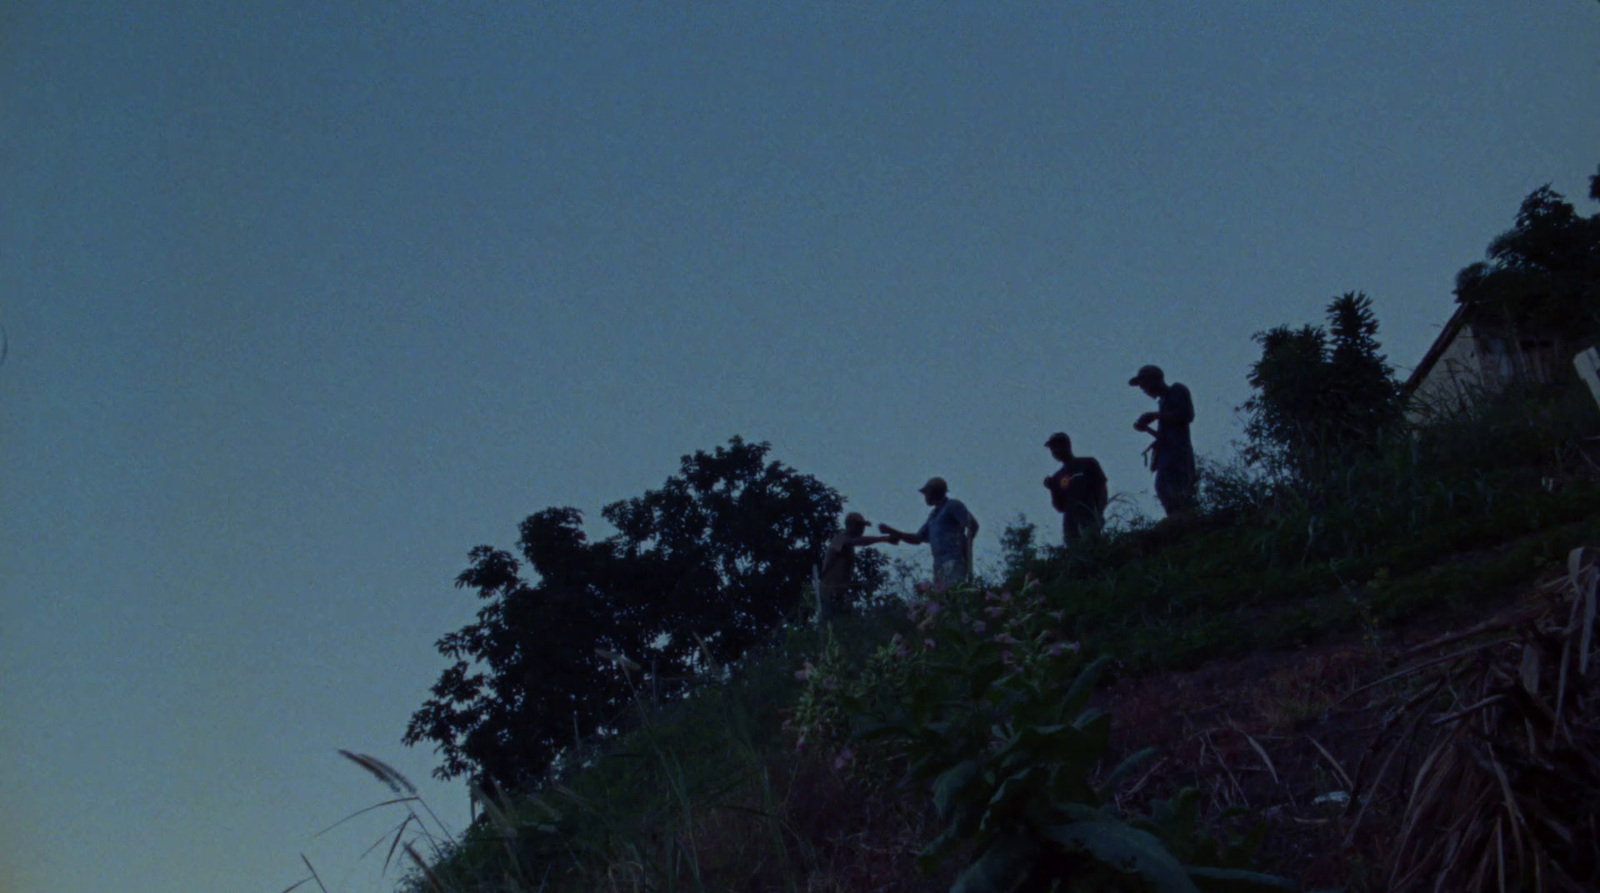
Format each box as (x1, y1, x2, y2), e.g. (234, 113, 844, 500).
(1407, 322, 1568, 423)
(1408, 324, 1489, 421)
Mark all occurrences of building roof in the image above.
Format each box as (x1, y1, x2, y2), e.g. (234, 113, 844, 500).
(1402, 302, 1469, 398)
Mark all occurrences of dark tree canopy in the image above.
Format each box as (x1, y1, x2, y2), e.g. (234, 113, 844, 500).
(404, 437, 886, 790)
(1453, 180, 1600, 336)
(1242, 292, 1400, 481)
(1325, 292, 1401, 438)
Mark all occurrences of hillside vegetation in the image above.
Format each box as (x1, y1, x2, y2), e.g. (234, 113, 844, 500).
(332, 376, 1600, 893)
(313, 170, 1600, 893)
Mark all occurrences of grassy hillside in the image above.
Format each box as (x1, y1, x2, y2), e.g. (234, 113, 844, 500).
(363, 380, 1600, 893)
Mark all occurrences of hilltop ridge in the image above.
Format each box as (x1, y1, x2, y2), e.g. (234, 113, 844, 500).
(379, 375, 1600, 892)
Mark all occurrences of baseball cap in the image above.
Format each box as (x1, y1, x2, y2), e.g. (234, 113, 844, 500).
(1044, 432, 1071, 447)
(918, 476, 948, 494)
(1129, 364, 1164, 386)
(844, 511, 870, 527)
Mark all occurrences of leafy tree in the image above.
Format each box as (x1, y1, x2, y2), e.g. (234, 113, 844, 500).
(1241, 323, 1328, 477)
(404, 437, 887, 790)
(1326, 291, 1401, 439)
(997, 518, 1041, 580)
(1241, 292, 1400, 483)
(1453, 179, 1600, 341)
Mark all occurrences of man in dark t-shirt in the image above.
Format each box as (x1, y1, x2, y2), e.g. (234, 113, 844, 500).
(1130, 364, 1196, 516)
(1043, 432, 1108, 545)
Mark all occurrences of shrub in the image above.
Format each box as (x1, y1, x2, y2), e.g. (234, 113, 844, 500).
(792, 578, 1295, 892)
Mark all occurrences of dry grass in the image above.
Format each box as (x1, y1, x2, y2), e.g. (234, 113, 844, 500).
(1090, 545, 1600, 890)
(1378, 546, 1600, 892)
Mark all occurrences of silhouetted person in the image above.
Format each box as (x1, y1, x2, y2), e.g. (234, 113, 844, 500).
(1130, 364, 1196, 516)
(879, 477, 979, 585)
(1043, 432, 1108, 545)
(816, 511, 896, 624)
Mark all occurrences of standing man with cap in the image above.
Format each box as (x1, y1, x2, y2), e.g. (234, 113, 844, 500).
(879, 477, 980, 585)
(816, 511, 897, 624)
(1044, 432, 1109, 545)
(1129, 364, 1196, 516)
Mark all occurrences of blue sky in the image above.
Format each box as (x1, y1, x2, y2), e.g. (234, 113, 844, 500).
(2, 3, 1597, 891)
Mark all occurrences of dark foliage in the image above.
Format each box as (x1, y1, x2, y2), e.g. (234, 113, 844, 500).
(1241, 292, 1401, 483)
(404, 436, 886, 790)
(1453, 181, 1600, 336)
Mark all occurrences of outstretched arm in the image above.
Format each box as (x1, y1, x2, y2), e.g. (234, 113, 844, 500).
(841, 534, 898, 548)
(879, 523, 924, 545)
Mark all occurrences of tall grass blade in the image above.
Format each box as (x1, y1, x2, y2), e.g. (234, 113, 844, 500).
(381, 813, 415, 875)
(338, 749, 417, 794)
(298, 854, 331, 893)
(406, 841, 453, 893)
(1233, 727, 1279, 786)
(1306, 736, 1352, 792)
(1570, 547, 1597, 675)
(313, 796, 421, 838)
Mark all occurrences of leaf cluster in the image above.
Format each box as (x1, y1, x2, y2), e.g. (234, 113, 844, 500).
(1454, 182, 1600, 334)
(404, 436, 885, 791)
(815, 580, 1295, 892)
(1241, 292, 1401, 486)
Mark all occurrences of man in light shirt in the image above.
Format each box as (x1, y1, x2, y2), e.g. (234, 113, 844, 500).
(879, 476, 979, 585)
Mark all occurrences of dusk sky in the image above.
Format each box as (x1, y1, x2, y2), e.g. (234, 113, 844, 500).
(2, 3, 1597, 892)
